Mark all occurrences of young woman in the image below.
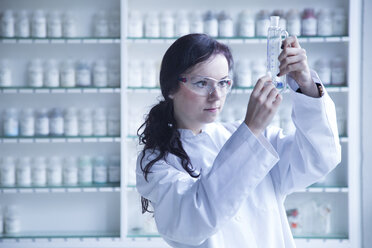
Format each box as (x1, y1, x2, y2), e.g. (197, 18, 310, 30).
(136, 33, 341, 248)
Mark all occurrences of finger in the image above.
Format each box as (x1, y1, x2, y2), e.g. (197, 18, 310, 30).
(282, 36, 301, 49)
(267, 87, 279, 103)
(279, 61, 307, 76)
(258, 82, 276, 102)
(252, 74, 272, 96)
(278, 47, 306, 62)
(279, 54, 307, 72)
(272, 93, 282, 108)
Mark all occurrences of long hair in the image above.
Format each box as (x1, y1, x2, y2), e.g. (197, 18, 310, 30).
(137, 33, 233, 213)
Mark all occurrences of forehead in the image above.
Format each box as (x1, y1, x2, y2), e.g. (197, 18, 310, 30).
(185, 54, 229, 79)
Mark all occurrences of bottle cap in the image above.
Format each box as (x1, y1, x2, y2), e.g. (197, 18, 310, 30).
(270, 16, 280, 27)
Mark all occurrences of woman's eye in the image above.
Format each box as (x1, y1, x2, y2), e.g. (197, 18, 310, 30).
(218, 80, 230, 87)
(194, 81, 208, 88)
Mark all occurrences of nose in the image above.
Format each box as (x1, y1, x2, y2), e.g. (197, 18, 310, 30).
(208, 86, 222, 100)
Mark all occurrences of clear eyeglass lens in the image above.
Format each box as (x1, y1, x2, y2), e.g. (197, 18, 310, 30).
(188, 77, 232, 96)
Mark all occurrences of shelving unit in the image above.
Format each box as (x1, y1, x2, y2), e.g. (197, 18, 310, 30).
(0, 0, 362, 247)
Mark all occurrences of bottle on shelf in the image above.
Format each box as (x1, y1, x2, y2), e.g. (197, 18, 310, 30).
(107, 59, 120, 87)
(238, 10, 255, 38)
(0, 205, 3, 233)
(28, 59, 44, 87)
(336, 107, 347, 136)
(128, 10, 143, 38)
(317, 9, 333, 36)
(78, 156, 93, 184)
(93, 10, 109, 37)
(331, 56, 346, 85)
(314, 58, 331, 85)
(17, 157, 32, 187)
(189, 10, 203, 34)
(31, 10, 47, 38)
(93, 156, 108, 184)
(31, 156, 47, 186)
(93, 60, 108, 87)
(20, 108, 35, 137)
(301, 8, 317, 36)
(235, 59, 252, 87)
(286, 9, 301, 37)
(64, 107, 79, 136)
(255, 10, 270, 37)
(60, 59, 76, 87)
(62, 11, 77, 38)
(1, 10, 15, 38)
(108, 10, 120, 37)
(175, 10, 190, 37)
(272, 9, 287, 31)
(44, 59, 60, 87)
(218, 11, 234, 38)
(63, 157, 78, 185)
(160, 11, 174, 38)
(93, 108, 107, 136)
(49, 107, 64, 136)
(47, 156, 63, 186)
(75, 60, 91, 87)
(144, 12, 160, 38)
(0, 59, 12, 87)
(3, 108, 19, 137)
(332, 8, 347, 36)
(47, 11, 62, 38)
(15, 10, 30, 38)
(128, 60, 142, 87)
(4, 205, 21, 234)
(251, 59, 266, 85)
(142, 60, 157, 88)
(108, 155, 120, 183)
(107, 108, 120, 136)
(203, 11, 218, 37)
(35, 108, 49, 136)
(0, 157, 16, 187)
(78, 108, 93, 136)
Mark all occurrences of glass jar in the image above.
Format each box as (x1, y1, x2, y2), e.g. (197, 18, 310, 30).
(144, 12, 160, 38)
(63, 157, 78, 185)
(108, 155, 120, 183)
(93, 60, 108, 87)
(255, 10, 270, 37)
(1, 10, 15, 37)
(44, 59, 60, 87)
(47, 156, 62, 186)
(203, 11, 218, 37)
(64, 107, 78, 136)
(190, 11, 203, 34)
(78, 156, 93, 184)
(32, 156, 47, 186)
(3, 108, 19, 137)
(31, 10, 47, 38)
(62, 12, 76, 38)
(1, 157, 16, 186)
(17, 157, 32, 186)
(286, 9, 301, 37)
(108, 10, 120, 37)
(93, 10, 109, 37)
(317, 9, 332, 36)
(160, 11, 174, 38)
(175, 10, 189, 37)
(49, 107, 64, 136)
(4, 205, 21, 234)
(142, 60, 157, 88)
(93, 108, 107, 136)
(47, 11, 62, 38)
(60, 59, 75, 87)
(0, 59, 12, 87)
(107, 108, 120, 136)
(108, 59, 120, 87)
(78, 108, 93, 136)
(15, 10, 30, 37)
(235, 59, 252, 87)
(238, 10, 255, 37)
(314, 59, 331, 85)
(35, 108, 49, 136)
(332, 8, 347, 36)
(128, 60, 142, 87)
(28, 59, 44, 87)
(331, 57, 346, 85)
(218, 11, 234, 37)
(93, 156, 107, 184)
(301, 8, 317, 36)
(272, 9, 287, 31)
(20, 108, 35, 137)
(128, 10, 143, 38)
(251, 59, 266, 84)
(76, 60, 91, 87)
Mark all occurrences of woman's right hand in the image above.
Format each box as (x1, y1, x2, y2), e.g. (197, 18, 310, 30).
(244, 74, 282, 137)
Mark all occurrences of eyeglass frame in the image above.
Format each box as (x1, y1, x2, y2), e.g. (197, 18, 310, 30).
(177, 74, 234, 96)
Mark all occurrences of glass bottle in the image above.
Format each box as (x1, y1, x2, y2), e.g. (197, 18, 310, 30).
(28, 59, 44, 87)
(272, 9, 287, 31)
(314, 58, 331, 85)
(63, 157, 78, 185)
(47, 156, 62, 186)
(4, 205, 21, 234)
(3, 108, 19, 137)
(93, 60, 108, 87)
(0, 59, 12, 87)
(317, 9, 333, 36)
(218, 11, 234, 37)
(20, 108, 35, 137)
(15, 10, 30, 37)
(1, 156, 16, 186)
(17, 157, 32, 186)
(108, 155, 120, 183)
(331, 57, 346, 85)
(255, 10, 270, 37)
(175, 10, 189, 37)
(286, 9, 301, 37)
(49, 107, 64, 136)
(108, 59, 120, 87)
(251, 59, 266, 84)
(78, 156, 93, 184)
(35, 108, 49, 136)
(47, 11, 62, 38)
(301, 8, 317, 36)
(1, 10, 15, 37)
(78, 108, 93, 136)
(76, 60, 91, 87)
(64, 107, 78, 136)
(62, 12, 76, 38)
(332, 8, 347, 36)
(31, 10, 47, 38)
(93, 108, 107, 136)
(160, 11, 174, 38)
(93, 10, 109, 37)
(60, 59, 75, 87)
(238, 10, 255, 37)
(235, 59, 252, 87)
(108, 10, 120, 37)
(144, 12, 160, 38)
(32, 156, 47, 186)
(128, 60, 142, 87)
(142, 60, 157, 88)
(93, 156, 107, 184)
(107, 108, 120, 136)
(203, 11, 218, 37)
(189, 11, 203, 34)
(128, 10, 143, 38)
(44, 59, 60, 87)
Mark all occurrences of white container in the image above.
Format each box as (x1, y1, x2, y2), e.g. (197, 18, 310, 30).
(47, 156, 62, 186)
(35, 108, 49, 136)
(79, 108, 93, 136)
(128, 10, 143, 38)
(64, 107, 79, 136)
(314, 59, 331, 85)
(251, 59, 266, 84)
(203, 11, 218, 37)
(93, 10, 109, 37)
(336, 107, 347, 136)
(31, 10, 47, 38)
(286, 9, 301, 37)
(218, 11, 234, 37)
(49, 108, 64, 136)
(175, 10, 190, 37)
(331, 57, 346, 85)
(47, 11, 62, 38)
(189, 11, 204, 34)
(1, 157, 16, 186)
(235, 59, 252, 87)
(272, 9, 287, 31)
(62, 12, 76, 38)
(128, 60, 142, 87)
(76, 60, 91, 87)
(256, 10, 270, 37)
(332, 8, 347, 36)
(108, 59, 120, 87)
(1, 10, 15, 37)
(93, 108, 107, 136)
(32, 156, 47, 186)
(20, 108, 35, 137)
(93, 156, 107, 184)
(108, 10, 120, 37)
(15, 10, 30, 37)
(60, 59, 76, 87)
(160, 11, 174, 38)
(301, 8, 317, 36)
(17, 157, 32, 186)
(145, 12, 160, 38)
(3, 108, 19, 137)
(93, 60, 108, 87)
(108, 155, 120, 183)
(78, 156, 93, 184)
(239, 10, 255, 37)
(63, 157, 78, 185)
(142, 60, 157, 88)
(108, 108, 120, 136)
(0, 59, 12, 87)
(44, 59, 60, 87)
(28, 59, 44, 87)
(4, 205, 21, 234)
(317, 9, 333, 36)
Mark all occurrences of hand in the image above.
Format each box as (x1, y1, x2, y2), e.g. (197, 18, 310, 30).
(278, 36, 320, 98)
(245, 74, 282, 137)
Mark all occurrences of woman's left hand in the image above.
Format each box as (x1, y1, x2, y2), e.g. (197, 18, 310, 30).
(278, 36, 320, 98)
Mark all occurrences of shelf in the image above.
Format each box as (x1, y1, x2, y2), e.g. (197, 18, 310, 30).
(0, 136, 121, 143)
(0, 37, 121, 44)
(0, 183, 120, 194)
(295, 186, 348, 193)
(0, 231, 120, 240)
(293, 234, 348, 240)
(0, 87, 121, 94)
(127, 229, 160, 239)
(126, 86, 161, 94)
(126, 36, 349, 45)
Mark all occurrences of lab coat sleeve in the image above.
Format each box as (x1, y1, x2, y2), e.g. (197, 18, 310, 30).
(268, 71, 342, 197)
(136, 123, 279, 246)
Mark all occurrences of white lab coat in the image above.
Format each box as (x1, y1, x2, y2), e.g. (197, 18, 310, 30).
(136, 71, 341, 248)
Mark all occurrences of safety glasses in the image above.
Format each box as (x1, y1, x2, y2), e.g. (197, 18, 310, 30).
(178, 75, 233, 97)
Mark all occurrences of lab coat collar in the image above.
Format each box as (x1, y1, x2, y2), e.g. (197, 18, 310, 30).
(177, 123, 214, 139)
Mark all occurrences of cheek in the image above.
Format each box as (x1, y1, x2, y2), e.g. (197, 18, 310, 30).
(179, 89, 205, 110)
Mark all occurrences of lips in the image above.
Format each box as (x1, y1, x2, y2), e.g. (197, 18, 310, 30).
(204, 107, 220, 111)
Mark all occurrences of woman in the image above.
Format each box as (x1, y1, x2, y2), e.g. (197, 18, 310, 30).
(136, 33, 341, 248)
